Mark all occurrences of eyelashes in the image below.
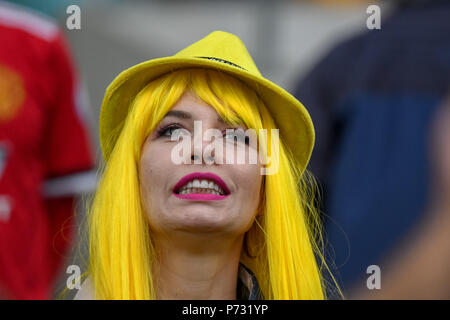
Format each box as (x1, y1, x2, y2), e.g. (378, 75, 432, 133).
(155, 123, 187, 138)
(155, 123, 250, 145)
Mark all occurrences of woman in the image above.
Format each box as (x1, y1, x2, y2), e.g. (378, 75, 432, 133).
(75, 31, 339, 300)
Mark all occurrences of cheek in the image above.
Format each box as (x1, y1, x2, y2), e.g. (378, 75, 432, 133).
(139, 143, 170, 231)
(235, 164, 263, 232)
(236, 163, 263, 207)
(140, 148, 153, 189)
(139, 144, 166, 203)
(139, 160, 153, 197)
(139, 152, 154, 217)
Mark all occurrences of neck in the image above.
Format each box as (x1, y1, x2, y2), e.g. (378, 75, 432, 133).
(155, 234, 244, 300)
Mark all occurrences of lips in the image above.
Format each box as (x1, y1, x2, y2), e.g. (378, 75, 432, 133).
(172, 172, 231, 195)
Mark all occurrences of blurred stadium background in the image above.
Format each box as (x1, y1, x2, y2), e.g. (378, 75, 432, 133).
(9, 0, 388, 153)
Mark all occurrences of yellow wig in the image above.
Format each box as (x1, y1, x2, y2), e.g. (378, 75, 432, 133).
(85, 68, 340, 299)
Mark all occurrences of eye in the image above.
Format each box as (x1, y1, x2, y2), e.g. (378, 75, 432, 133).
(156, 124, 190, 139)
(223, 128, 250, 145)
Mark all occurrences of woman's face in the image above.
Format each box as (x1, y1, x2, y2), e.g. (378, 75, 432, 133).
(139, 90, 263, 237)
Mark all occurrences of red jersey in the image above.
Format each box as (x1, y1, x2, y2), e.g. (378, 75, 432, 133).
(0, 2, 94, 299)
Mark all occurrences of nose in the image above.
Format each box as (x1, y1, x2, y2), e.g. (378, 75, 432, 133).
(190, 122, 220, 164)
(191, 136, 216, 164)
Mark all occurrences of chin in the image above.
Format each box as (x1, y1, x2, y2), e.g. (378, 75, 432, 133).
(173, 211, 233, 232)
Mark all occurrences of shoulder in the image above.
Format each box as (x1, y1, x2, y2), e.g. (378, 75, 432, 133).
(74, 276, 95, 300)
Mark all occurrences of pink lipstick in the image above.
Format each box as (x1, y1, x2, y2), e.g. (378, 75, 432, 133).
(172, 172, 230, 201)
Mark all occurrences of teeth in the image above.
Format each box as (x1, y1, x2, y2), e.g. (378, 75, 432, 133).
(178, 179, 226, 195)
(200, 180, 209, 188)
(180, 188, 222, 195)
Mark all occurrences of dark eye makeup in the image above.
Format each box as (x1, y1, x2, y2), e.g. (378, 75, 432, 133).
(155, 123, 250, 145)
(155, 123, 186, 138)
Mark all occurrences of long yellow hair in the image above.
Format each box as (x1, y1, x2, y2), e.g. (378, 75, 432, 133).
(86, 68, 339, 299)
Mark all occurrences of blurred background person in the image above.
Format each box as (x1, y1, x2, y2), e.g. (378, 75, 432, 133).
(350, 95, 450, 299)
(293, 0, 450, 298)
(0, 1, 95, 299)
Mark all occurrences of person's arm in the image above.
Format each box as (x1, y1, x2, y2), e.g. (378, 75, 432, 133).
(350, 98, 450, 299)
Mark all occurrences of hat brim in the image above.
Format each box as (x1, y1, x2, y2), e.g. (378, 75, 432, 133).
(100, 57, 315, 174)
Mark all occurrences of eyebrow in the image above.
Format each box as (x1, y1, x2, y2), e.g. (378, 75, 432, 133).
(164, 110, 226, 124)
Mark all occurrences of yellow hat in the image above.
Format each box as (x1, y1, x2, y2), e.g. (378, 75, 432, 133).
(100, 30, 315, 174)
